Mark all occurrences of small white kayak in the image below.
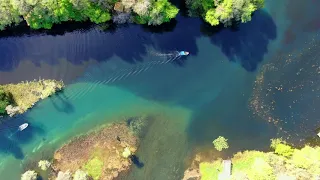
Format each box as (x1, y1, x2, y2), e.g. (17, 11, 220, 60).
(18, 123, 28, 131)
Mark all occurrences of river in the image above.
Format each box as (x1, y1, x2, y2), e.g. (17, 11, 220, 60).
(0, 0, 320, 179)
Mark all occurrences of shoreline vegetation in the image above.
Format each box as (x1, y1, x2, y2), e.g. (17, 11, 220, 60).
(183, 138, 320, 180)
(0, 0, 265, 31)
(0, 79, 64, 117)
(22, 118, 145, 180)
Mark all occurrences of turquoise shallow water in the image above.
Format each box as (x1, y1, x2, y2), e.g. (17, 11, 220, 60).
(0, 0, 320, 179)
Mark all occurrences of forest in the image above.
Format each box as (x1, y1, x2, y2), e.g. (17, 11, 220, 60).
(0, 0, 264, 30)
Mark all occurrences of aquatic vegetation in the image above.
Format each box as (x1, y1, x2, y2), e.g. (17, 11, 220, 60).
(127, 115, 148, 137)
(74, 169, 90, 180)
(249, 36, 320, 136)
(0, 79, 64, 115)
(212, 136, 229, 151)
(190, 140, 320, 179)
(84, 157, 104, 180)
(52, 122, 139, 180)
(21, 170, 37, 180)
(186, 0, 265, 26)
(0, 88, 13, 115)
(38, 160, 51, 171)
(0, 0, 179, 30)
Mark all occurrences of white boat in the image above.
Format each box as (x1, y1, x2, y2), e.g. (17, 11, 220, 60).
(18, 123, 28, 131)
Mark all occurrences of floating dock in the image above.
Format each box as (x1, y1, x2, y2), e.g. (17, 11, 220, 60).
(218, 160, 232, 180)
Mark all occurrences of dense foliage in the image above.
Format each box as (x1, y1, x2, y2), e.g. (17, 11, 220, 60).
(21, 170, 37, 180)
(84, 157, 104, 180)
(0, 88, 12, 115)
(131, 0, 179, 25)
(212, 136, 229, 151)
(200, 139, 320, 179)
(0, 0, 178, 30)
(38, 160, 51, 171)
(186, 0, 265, 26)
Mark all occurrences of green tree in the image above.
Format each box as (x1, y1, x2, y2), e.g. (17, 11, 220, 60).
(0, 0, 21, 30)
(270, 138, 293, 157)
(213, 136, 229, 151)
(82, 3, 111, 24)
(187, 0, 265, 26)
(0, 89, 12, 115)
(133, 0, 178, 25)
(0, 0, 178, 30)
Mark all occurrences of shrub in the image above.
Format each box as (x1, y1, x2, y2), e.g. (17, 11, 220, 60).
(212, 136, 229, 151)
(122, 147, 132, 158)
(38, 160, 51, 171)
(274, 144, 294, 157)
(56, 170, 72, 180)
(84, 157, 103, 180)
(270, 138, 293, 157)
(74, 169, 90, 180)
(21, 170, 37, 180)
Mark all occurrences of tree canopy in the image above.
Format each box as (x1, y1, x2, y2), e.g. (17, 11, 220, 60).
(199, 139, 320, 179)
(212, 136, 229, 151)
(0, 89, 12, 115)
(186, 0, 265, 26)
(0, 0, 179, 30)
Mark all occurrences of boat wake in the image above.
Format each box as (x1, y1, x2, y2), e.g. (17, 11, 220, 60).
(65, 55, 177, 101)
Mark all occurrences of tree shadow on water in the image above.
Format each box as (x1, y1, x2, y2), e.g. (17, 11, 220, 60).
(130, 155, 144, 168)
(0, 115, 46, 159)
(0, 14, 200, 73)
(203, 10, 277, 72)
(50, 91, 74, 114)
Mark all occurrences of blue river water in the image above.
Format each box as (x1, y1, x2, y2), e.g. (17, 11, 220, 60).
(0, 0, 320, 179)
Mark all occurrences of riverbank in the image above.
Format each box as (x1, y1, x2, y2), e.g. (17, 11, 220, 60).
(183, 139, 320, 180)
(51, 121, 140, 180)
(0, 79, 64, 116)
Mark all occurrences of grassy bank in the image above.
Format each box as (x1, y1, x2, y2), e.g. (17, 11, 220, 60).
(184, 139, 320, 180)
(0, 79, 64, 116)
(52, 121, 140, 180)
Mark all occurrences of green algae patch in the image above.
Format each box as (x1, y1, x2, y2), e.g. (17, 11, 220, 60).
(84, 157, 104, 180)
(52, 122, 139, 180)
(0, 79, 64, 115)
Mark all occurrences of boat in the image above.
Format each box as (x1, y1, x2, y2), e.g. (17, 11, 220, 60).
(179, 51, 190, 56)
(18, 123, 28, 131)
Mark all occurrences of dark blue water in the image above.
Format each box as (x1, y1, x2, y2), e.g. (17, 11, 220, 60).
(0, 0, 319, 179)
